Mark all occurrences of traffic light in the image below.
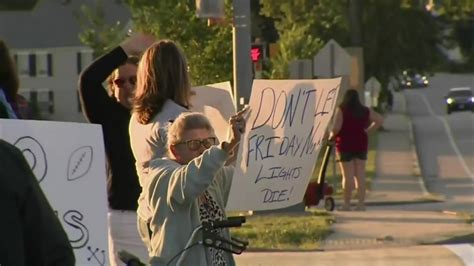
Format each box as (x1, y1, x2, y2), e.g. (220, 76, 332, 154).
(251, 44, 263, 62)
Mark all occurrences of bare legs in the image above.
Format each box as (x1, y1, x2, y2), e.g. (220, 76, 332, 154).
(338, 158, 367, 210)
(354, 159, 366, 209)
(340, 161, 355, 210)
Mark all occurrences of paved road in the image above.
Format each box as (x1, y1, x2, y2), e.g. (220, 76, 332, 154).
(403, 73, 474, 212)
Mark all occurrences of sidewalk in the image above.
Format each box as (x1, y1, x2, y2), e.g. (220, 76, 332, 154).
(323, 93, 473, 250)
(321, 92, 472, 250)
(235, 91, 473, 264)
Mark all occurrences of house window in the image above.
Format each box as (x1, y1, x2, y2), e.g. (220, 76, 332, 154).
(20, 89, 54, 116)
(36, 52, 53, 77)
(28, 54, 36, 76)
(16, 52, 30, 76)
(47, 53, 53, 76)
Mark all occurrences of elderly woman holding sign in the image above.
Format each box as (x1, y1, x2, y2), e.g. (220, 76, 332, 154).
(137, 109, 246, 266)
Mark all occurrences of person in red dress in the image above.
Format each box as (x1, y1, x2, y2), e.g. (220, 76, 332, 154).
(329, 89, 384, 211)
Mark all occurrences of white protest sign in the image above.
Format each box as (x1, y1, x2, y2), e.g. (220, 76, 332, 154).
(0, 119, 108, 266)
(226, 78, 341, 211)
(190, 81, 236, 142)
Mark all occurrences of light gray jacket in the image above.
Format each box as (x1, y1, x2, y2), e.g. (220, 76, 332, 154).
(139, 145, 236, 266)
(129, 99, 188, 220)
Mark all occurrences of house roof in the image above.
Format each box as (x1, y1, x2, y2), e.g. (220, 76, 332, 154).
(0, 0, 131, 49)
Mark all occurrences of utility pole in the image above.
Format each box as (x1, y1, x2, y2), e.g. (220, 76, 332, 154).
(232, 0, 252, 110)
(329, 0, 364, 179)
(349, 0, 363, 47)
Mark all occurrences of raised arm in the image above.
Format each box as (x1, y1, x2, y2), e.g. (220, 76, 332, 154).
(166, 145, 231, 207)
(78, 46, 128, 123)
(78, 32, 155, 123)
(155, 108, 247, 208)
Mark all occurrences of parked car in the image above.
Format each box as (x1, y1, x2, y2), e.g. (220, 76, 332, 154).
(445, 87, 474, 114)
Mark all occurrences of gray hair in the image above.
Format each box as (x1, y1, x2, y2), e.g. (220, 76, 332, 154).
(167, 112, 215, 152)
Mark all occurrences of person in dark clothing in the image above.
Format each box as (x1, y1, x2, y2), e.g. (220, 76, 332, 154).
(329, 89, 383, 211)
(0, 140, 75, 266)
(78, 32, 155, 265)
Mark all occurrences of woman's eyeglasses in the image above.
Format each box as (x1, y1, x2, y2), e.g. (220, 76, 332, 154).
(113, 76, 137, 87)
(175, 137, 218, 151)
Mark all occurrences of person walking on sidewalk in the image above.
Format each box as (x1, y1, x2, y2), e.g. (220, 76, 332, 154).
(329, 89, 384, 211)
(78, 32, 155, 265)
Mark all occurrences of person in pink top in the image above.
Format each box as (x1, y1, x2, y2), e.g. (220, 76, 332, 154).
(329, 89, 383, 211)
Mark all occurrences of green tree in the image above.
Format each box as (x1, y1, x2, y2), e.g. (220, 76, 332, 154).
(76, 0, 233, 86)
(432, 0, 474, 20)
(75, 0, 127, 58)
(260, 0, 444, 85)
(0, 0, 38, 10)
(126, 0, 233, 86)
(362, 0, 441, 86)
(260, 0, 348, 78)
(433, 0, 474, 70)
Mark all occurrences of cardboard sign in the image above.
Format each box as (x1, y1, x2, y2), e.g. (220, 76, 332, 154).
(190, 81, 236, 143)
(0, 119, 109, 265)
(226, 78, 341, 211)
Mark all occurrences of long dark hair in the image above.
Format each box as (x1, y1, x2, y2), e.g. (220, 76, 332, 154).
(0, 40, 19, 103)
(133, 40, 191, 124)
(339, 89, 367, 118)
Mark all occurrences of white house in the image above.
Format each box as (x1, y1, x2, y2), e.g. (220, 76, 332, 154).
(0, 0, 131, 122)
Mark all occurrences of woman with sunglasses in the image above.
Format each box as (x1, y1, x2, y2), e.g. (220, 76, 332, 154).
(137, 111, 246, 265)
(78, 32, 155, 266)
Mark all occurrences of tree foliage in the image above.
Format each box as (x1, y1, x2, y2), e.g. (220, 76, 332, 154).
(434, 0, 474, 70)
(432, 0, 474, 21)
(260, 0, 446, 84)
(260, 0, 348, 78)
(125, 0, 233, 86)
(75, 0, 473, 88)
(76, 0, 233, 86)
(75, 0, 127, 58)
(362, 0, 441, 85)
(0, 0, 38, 11)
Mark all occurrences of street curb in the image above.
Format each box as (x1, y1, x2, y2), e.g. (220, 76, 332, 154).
(400, 92, 430, 197)
(334, 198, 443, 207)
(364, 198, 443, 206)
(244, 248, 325, 253)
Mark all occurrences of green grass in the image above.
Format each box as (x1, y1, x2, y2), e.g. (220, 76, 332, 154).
(310, 133, 378, 198)
(230, 210, 333, 250)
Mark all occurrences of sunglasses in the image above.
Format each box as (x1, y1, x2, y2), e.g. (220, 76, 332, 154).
(175, 137, 218, 151)
(113, 76, 137, 87)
